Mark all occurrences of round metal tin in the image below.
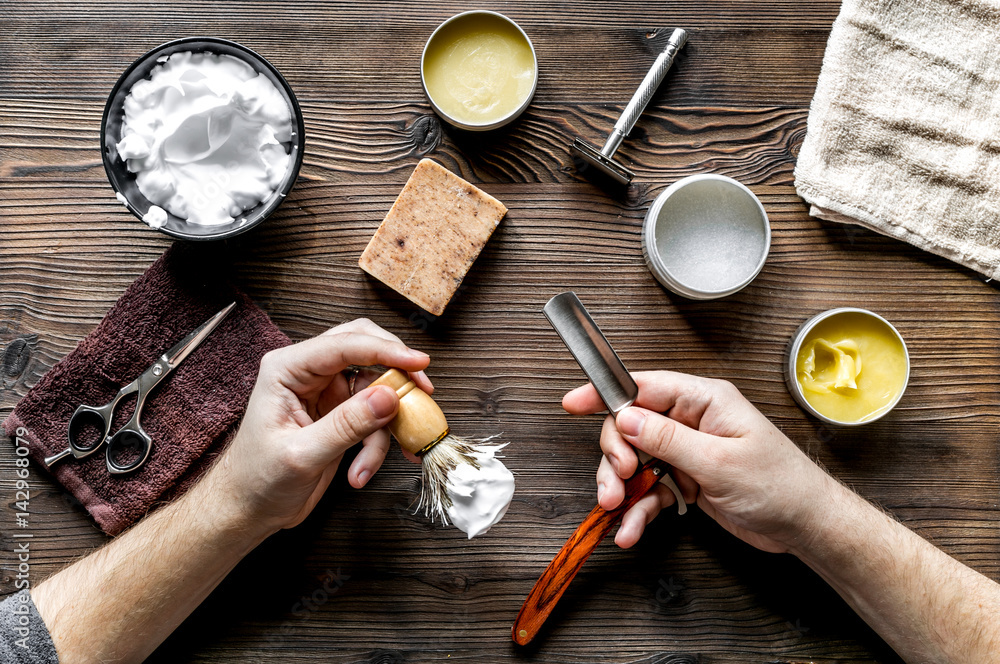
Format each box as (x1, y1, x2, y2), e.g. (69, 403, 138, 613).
(420, 11, 538, 132)
(642, 174, 771, 300)
(785, 307, 910, 426)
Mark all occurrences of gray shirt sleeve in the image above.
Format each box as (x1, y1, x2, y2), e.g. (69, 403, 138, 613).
(0, 591, 58, 663)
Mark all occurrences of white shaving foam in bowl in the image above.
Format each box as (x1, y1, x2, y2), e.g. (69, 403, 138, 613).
(116, 50, 292, 227)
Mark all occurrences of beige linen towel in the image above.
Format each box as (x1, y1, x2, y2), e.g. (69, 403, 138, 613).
(794, 0, 1000, 279)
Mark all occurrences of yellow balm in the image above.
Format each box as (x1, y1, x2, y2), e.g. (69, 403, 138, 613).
(422, 12, 537, 129)
(793, 310, 909, 424)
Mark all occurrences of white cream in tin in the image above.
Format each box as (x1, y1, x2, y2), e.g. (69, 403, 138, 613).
(116, 50, 292, 227)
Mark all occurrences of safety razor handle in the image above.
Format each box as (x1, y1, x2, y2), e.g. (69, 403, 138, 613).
(603, 28, 688, 156)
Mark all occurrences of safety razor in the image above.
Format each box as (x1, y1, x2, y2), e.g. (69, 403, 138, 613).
(571, 28, 688, 185)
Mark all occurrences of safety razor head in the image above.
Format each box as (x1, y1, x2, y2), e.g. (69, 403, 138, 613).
(571, 138, 634, 186)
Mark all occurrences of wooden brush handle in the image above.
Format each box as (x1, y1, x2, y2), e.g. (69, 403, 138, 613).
(511, 457, 670, 646)
(369, 368, 449, 456)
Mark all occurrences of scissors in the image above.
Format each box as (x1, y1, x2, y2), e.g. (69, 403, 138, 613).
(43, 302, 236, 475)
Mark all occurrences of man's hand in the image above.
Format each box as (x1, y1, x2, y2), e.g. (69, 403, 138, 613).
(563, 371, 838, 553)
(209, 319, 431, 536)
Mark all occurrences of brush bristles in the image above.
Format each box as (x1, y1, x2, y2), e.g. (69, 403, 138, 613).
(415, 433, 500, 525)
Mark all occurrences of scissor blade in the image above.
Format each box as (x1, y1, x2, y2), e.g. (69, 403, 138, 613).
(162, 302, 236, 369)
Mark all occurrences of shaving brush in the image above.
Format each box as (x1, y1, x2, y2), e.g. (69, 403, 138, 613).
(369, 368, 506, 526)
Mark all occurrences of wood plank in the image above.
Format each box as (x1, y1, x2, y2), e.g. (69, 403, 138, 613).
(1, 100, 807, 184)
(5, 219, 997, 662)
(0, 0, 841, 28)
(1, 6, 835, 107)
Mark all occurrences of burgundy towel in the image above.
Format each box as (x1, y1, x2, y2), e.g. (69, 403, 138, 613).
(3, 243, 290, 535)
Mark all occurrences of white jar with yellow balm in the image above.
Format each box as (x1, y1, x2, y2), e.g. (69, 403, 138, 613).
(787, 308, 910, 425)
(421, 11, 537, 131)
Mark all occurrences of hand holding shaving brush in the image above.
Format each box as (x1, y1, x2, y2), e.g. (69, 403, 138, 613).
(367, 368, 515, 538)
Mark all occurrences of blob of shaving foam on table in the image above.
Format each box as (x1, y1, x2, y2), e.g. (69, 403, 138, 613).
(116, 51, 292, 227)
(444, 443, 515, 539)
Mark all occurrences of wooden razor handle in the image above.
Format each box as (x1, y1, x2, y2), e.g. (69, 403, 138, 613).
(369, 368, 448, 456)
(511, 457, 670, 645)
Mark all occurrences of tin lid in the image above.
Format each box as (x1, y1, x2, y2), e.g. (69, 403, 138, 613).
(642, 174, 770, 299)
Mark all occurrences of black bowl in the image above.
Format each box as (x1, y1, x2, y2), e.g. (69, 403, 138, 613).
(100, 37, 305, 241)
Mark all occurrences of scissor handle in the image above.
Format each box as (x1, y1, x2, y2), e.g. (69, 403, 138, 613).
(45, 403, 115, 468)
(66, 377, 141, 456)
(105, 426, 153, 475)
(101, 365, 166, 474)
(67, 404, 114, 456)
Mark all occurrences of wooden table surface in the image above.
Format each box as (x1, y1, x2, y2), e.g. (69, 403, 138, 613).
(2, 2, 999, 662)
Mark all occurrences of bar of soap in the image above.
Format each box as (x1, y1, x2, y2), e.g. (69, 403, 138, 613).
(359, 159, 507, 316)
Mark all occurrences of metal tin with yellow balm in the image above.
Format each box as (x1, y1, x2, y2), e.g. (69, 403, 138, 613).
(786, 308, 910, 426)
(421, 10, 538, 131)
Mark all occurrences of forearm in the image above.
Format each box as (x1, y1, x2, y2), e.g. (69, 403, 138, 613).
(30, 463, 271, 664)
(791, 481, 1000, 663)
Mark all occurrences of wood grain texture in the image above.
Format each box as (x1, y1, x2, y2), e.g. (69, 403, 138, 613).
(0, 1, 836, 106)
(1, 1, 999, 663)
